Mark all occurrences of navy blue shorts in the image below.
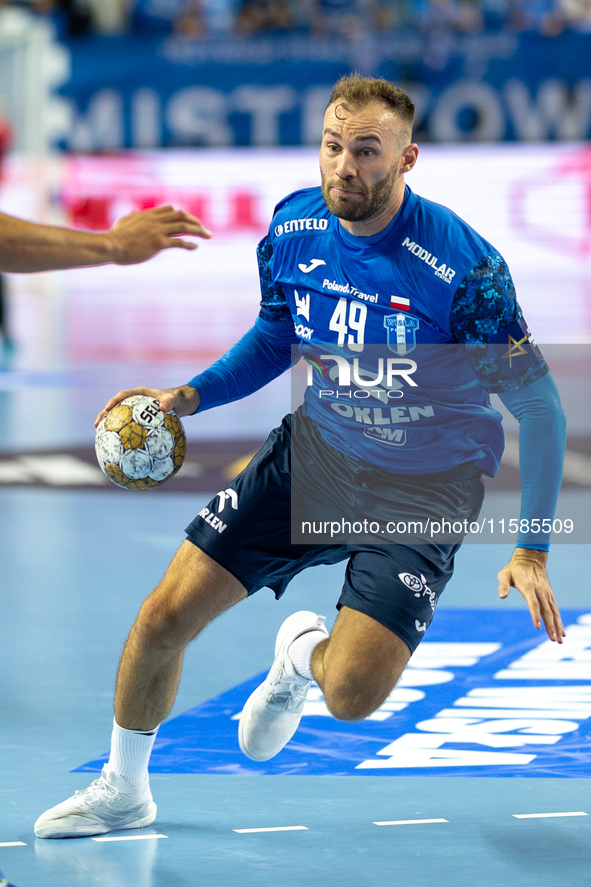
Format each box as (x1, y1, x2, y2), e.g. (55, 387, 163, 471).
(185, 412, 484, 653)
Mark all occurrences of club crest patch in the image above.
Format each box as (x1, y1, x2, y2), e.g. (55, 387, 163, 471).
(384, 313, 420, 355)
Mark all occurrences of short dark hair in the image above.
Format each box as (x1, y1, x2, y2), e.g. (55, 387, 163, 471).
(326, 73, 414, 130)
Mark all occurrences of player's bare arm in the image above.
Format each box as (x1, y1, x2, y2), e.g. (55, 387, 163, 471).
(104, 205, 211, 265)
(498, 547, 565, 643)
(94, 384, 200, 427)
(0, 205, 211, 272)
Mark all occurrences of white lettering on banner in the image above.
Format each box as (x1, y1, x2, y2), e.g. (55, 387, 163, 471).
(495, 618, 591, 680)
(303, 686, 426, 721)
(302, 85, 334, 144)
(70, 89, 124, 152)
(410, 643, 501, 669)
(416, 717, 579, 744)
(232, 85, 297, 145)
(452, 686, 591, 710)
(295, 644, 499, 723)
(230, 685, 427, 723)
(357, 735, 535, 769)
(64, 77, 591, 151)
(357, 619, 591, 770)
(132, 88, 161, 149)
(166, 87, 234, 146)
(504, 79, 591, 140)
(430, 80, 505, 142)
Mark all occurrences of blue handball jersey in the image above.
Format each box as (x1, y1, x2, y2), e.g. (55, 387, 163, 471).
(257, 185, 548, 477)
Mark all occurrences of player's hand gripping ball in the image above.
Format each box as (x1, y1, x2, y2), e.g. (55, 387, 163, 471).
(95, 395, 186, 490)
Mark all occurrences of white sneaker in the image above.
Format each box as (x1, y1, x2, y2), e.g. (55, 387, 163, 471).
(238, 610, 328, 762)
(34, 766, 157, 839)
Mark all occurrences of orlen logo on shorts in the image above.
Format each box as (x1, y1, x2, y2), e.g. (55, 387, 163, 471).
(275, 218, 329, 236)
(402, 237, 456, 284)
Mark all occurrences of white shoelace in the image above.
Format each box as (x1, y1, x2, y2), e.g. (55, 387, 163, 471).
(267, 674, 311, 711)
(74, 777, 117, 800)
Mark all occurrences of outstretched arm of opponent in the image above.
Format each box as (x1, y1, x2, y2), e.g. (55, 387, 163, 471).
(95, 315, 298, 425)
(0, 205, 211, 272)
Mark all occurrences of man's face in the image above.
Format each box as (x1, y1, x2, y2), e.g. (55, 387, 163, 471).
(320, 99, 416, 229)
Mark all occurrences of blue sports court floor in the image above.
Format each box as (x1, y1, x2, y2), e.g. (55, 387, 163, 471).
(1, 363, 591, 887)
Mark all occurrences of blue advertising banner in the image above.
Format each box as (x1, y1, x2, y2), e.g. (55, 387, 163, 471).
(58, 31, 591, 149)
(76, 609, 591, 778)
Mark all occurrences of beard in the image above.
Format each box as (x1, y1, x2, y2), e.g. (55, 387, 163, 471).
(321, 164, 398, 222)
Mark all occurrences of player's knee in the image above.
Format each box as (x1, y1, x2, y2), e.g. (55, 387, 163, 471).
(322, 680, 380, 722)
(135, 589, 191, 650)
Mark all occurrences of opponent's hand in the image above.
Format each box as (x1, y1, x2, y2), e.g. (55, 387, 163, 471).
(105, 205, 212, 265)
(95, 385, 200, 427)
(498, 548, 565, 643)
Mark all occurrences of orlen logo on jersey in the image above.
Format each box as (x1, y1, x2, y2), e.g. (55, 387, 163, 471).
(402, 237, 456, 284)
(275, 218, 329, 236)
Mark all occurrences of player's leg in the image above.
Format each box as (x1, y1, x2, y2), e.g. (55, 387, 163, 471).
(309, 468, 486, 721)
(36, 412, 319, 836)
(237, 604, 410, 761)
(35, 542, 246, 839)
(310, 606, 410, 721)
(238, 439, 486, 760)
(238, 543, 454, 761)
(115, 539, 247, 731)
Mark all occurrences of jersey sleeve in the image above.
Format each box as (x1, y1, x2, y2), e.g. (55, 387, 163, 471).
(499, 375, 566, 551)
(257, 235, 293, 323)
(450, 253, 549, 393)
(187, 315, 297, 412)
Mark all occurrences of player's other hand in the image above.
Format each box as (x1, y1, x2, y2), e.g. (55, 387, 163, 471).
(498, 548, 565, 643)
(106, 205, 212, 265)
(95, 385, 200, 427)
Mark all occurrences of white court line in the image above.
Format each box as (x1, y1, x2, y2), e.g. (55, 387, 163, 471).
(92, 834, 168, 842)
(513, 812, 588, 820)
(234, 826, 308, 834)
(373, 819, 448, 826)
(0, 842, 27, 847)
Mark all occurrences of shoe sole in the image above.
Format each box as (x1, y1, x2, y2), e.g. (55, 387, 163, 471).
(238, 611, 327, 762)
(34, 803, 157, 839)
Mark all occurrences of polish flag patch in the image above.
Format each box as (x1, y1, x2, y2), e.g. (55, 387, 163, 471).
(390, 295, 410, 311)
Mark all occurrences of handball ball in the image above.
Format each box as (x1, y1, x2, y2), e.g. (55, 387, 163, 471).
(95, 395, 186, 490)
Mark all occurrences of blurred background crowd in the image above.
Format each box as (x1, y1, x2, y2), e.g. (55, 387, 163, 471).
(4, 0, 591, 40)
